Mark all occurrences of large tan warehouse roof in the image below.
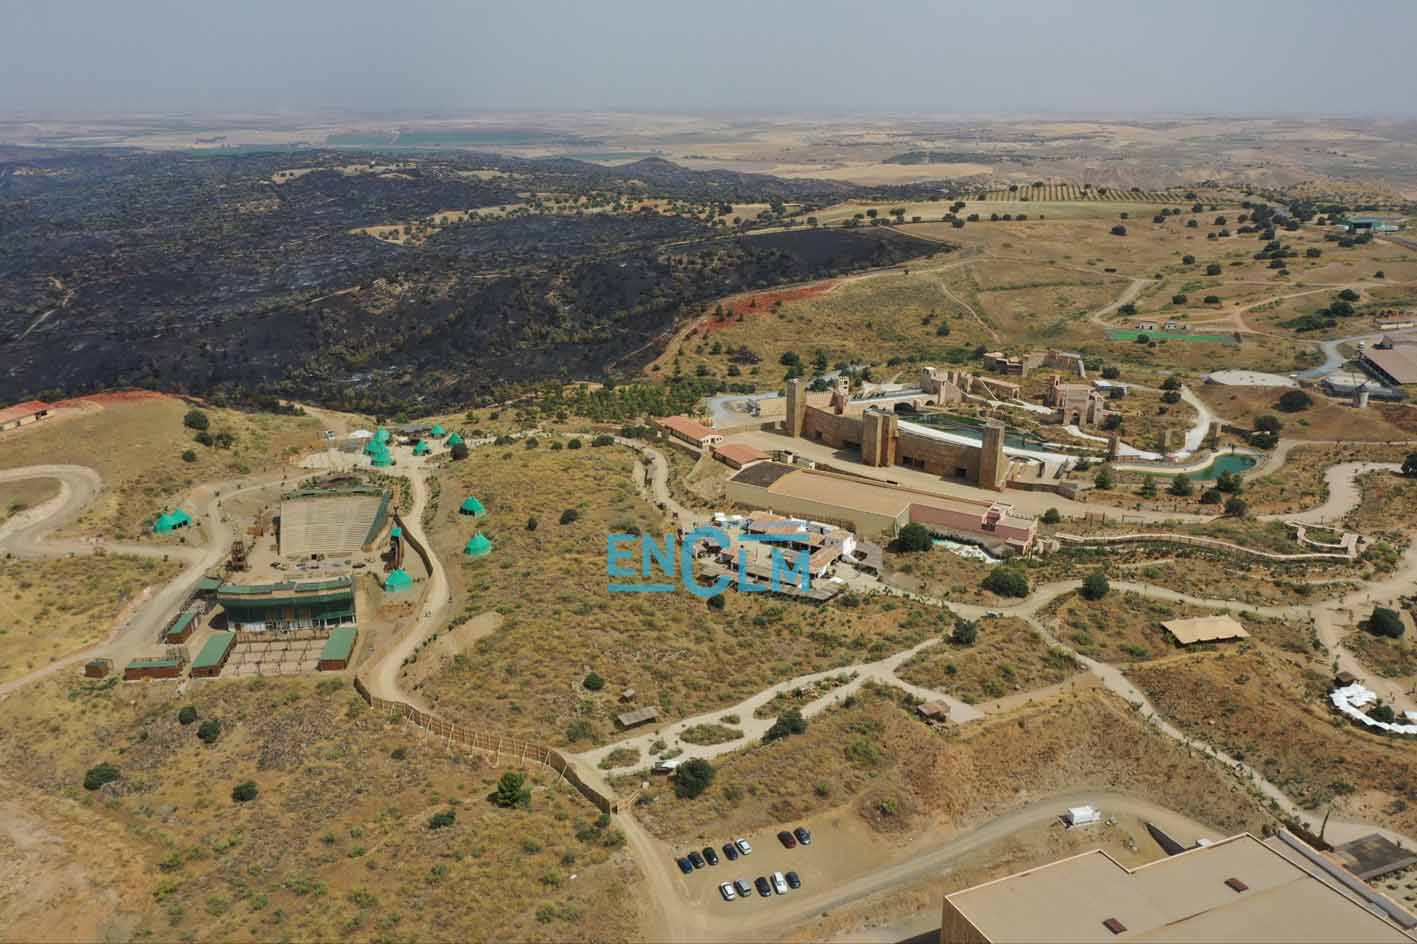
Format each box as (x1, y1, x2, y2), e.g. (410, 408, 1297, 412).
(943, 833, 1411, 943)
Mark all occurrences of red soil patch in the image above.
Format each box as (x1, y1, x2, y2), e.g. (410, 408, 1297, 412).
(53, 390, 174, 408)
(699, 279, 839, 333)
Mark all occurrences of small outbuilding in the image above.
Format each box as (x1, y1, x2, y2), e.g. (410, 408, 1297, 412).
(1063, 805, 1101, 827)
(190, 632, 236, 678)
(0, 399, 52, 432)
(84, 658, 113, 679)
(916, 700, 952, 723)
(1162, 614, 1250, 646)
(317, 627, 358, 671)
(162, 608, 201, 644)
(459, 496, 486, 516)
(446, 432, 465, 447)
(464, 533, 492, 557)
(125, 655, 185, 681)
(412, 440, 431, 456)
(430, 423, 445, 437)
(616, 706, 659, 729)
(711, 442, 770, 470)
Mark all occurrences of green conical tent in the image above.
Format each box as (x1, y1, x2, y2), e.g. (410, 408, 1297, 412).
(369, 444, 393, 468)
(446, 432, 464, 446)
(464, 533, 492, 557)
(153, 509, 193, 534)
(412, 440, 431, 456)
(374, 427, 391, 444)
(383, 569, 413, 592)
(430, 424, 445, 437)
(459, 496, 486, 516)
(390, 525, 402, 539)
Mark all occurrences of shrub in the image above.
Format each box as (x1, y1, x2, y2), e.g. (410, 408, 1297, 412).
(494, 772, 531, 809)
(181, 450, 197, 463)
(1080, 571, 1110, 601)
(952, 619, 978, 645)
(896, 523, 932, 552)
(1224, 497, 1248, 517)
(183, 409, 209, 431)
(1161, 375, 1182, 391)
(232, 781, 259, 803)
(1171, 294, 1188, 305)
(567, 438, 583, 449)
(1182, 254, 1196, 265)
(194, 430, 213, 447)
(1402, 452, 1417, 477)
(1041, 507, 1061, 524)
(1200, 488, 1222, 505)
(559, 508, 580, 525)
(1204, 295, 1221, 304)
(1093, 466, 1113, 490)
(1254, 414, 1283, 434)
(764, 708, 807, 742)
(583, 671, 605, 692)
(706, 594, 726, 611)
(83, 763, 120, 791)
(178, 706, 198, 725)
(1206, 263, 1223, 276)
(1169, 474, 1193, 497)
(982, 569, 1029, 598)
(1111, 225, 1128, 236)
(197, 719, 221, 744)
(592, 434, 615, 447)
(450, 442, 470, 461)
(1101, 366, 1120, 380)
(427, 809, 457, 829)
(674, 758, 715, 798)
(1368, 607, 1405, 639)
(1277, 390, 1313, 412)
(526, 516, 538, 531)
(1371, 704, 1397, 724)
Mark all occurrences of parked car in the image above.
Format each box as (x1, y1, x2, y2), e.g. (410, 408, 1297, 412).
(777, 830, 798, 849)
(794, 826, 813, 846)
(688, 850, 706, 870)
(754, 876, 772, 898)
(734, 879, 753, 897)
(785, 870, 801, 890)
(676, 857, 694, 875)
(722, 842, 739, 862)
(735, 838, 753, 856)
(703, 846, 720, 866)
(772, 871, 789, 895)
(719, 882, 736, 902)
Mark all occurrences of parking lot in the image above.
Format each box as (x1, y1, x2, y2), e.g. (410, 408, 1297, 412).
(671, 824, 817, 905)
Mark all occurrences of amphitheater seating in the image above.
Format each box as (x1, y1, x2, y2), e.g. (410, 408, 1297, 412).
(279, 495, 384, 557)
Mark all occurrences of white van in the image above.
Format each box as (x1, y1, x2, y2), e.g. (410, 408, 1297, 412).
(771, 871, 789, 895)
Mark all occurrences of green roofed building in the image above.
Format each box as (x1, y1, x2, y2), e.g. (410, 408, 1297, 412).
(430, 424, 445, 437)
(153, 509, 192, 534)
(384, 569, 413, 592)
(446, 432, 464, 446)
(318, 626, 358, 670)
(459, 496, 486, 516)
(375, 427, 391, 444)
(191, 632, 236, 677)
(216, 576, 355, 631)
(163, 608, 201, 643)
(464, 533, 492, 557)
(412, 440, 431, 456)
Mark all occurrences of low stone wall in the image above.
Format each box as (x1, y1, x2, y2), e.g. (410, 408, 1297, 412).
(1055, 531, 1352, 562)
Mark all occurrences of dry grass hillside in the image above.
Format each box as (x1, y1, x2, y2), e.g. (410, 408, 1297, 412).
(421, 441, 942, 748)
(896, 617, 1083, 703)
(0, 397, 319, 539)
(1130, 647, 1417, 837)
(631, 683, 1272, 847)
(0, 673, 638, 943)
(0, 553, 182, 683)
(0, 477, 60, 524)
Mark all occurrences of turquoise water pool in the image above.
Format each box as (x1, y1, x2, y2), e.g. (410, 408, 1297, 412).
(1178, 453, 1257, 481)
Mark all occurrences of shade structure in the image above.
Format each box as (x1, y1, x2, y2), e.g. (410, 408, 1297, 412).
(369, 446, 392, 468)
(459, 496, 486, 516)
(374, 427, 391, 444)
(390, 525, 402, 539)
(446, 432, 464, 447)
(153, 509, 192, 533)
(383, 569, 413, 592)
(464, 533, 492, 557)
(430, 424, 445, 437)
(412, 440, 430, 456)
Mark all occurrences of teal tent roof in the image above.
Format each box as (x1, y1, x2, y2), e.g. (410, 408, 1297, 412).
(412, 440, 431, 456)
(383, 569, 413, 592)
(153, 509, 192, 534)
(459, 496, 486, 516)
(446, 432, 464, 446)
(430, 424, 445, 436)
(370, 451, 393, 468)
(390, 526, 402, 539)
(374, 427, 391, 444)
(464, 533, 492, 557)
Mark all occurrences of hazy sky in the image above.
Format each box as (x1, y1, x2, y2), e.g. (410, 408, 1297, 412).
(4, 0, 1415, 117)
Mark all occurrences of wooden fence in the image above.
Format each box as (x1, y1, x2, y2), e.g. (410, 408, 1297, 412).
(351, 676, 618, 814)
(1055, 531, 1352, 562)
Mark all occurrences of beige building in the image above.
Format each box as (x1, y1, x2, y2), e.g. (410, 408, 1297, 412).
(0, 399, 51, 432)
(941, 833, 1412, 943)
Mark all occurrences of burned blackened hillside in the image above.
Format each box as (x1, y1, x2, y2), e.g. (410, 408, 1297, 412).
(0, 150, 939, 410)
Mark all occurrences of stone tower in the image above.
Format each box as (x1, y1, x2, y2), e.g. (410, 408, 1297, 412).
(785, 377, 807, 438)
(980, 420, 1007, 490)
(861, 409, 899, 467)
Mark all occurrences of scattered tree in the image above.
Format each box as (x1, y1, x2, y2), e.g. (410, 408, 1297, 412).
(232, 781, 259, 803)
(427, 808, 457, 828)
(183, 409, 209, 431)
(1041, 507, 1061, 524)
(83, 763, 120, 791)
(197, 719, 221, 744)
(674, 758, 716, 798)
(178, 706, 198, 725)
(1169, 474, 1193, 497)
(982, 569, 1029, 598)
(559, 508, 580, 525)
(494, 771, 532, 808)
(896, 522, 933, 552)
(1277, 389, 1313, 412)
(1368, 607, 1405, 639)
(1224, 496, 1248, 517)
(583, 671, 605, 692)
(1080, 571, 1110, 601)
(764, 708, 808, 742)
(952, 618, 978, 645)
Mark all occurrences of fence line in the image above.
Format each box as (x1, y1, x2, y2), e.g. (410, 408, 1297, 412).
(1055, 531, 1352, 562)
(351, 676, 618, 814)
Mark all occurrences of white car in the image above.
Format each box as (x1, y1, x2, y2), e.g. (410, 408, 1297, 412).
(719, 882, 736, 902)
(735, 838, 752, 855)
(772, 871, 789, 895)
